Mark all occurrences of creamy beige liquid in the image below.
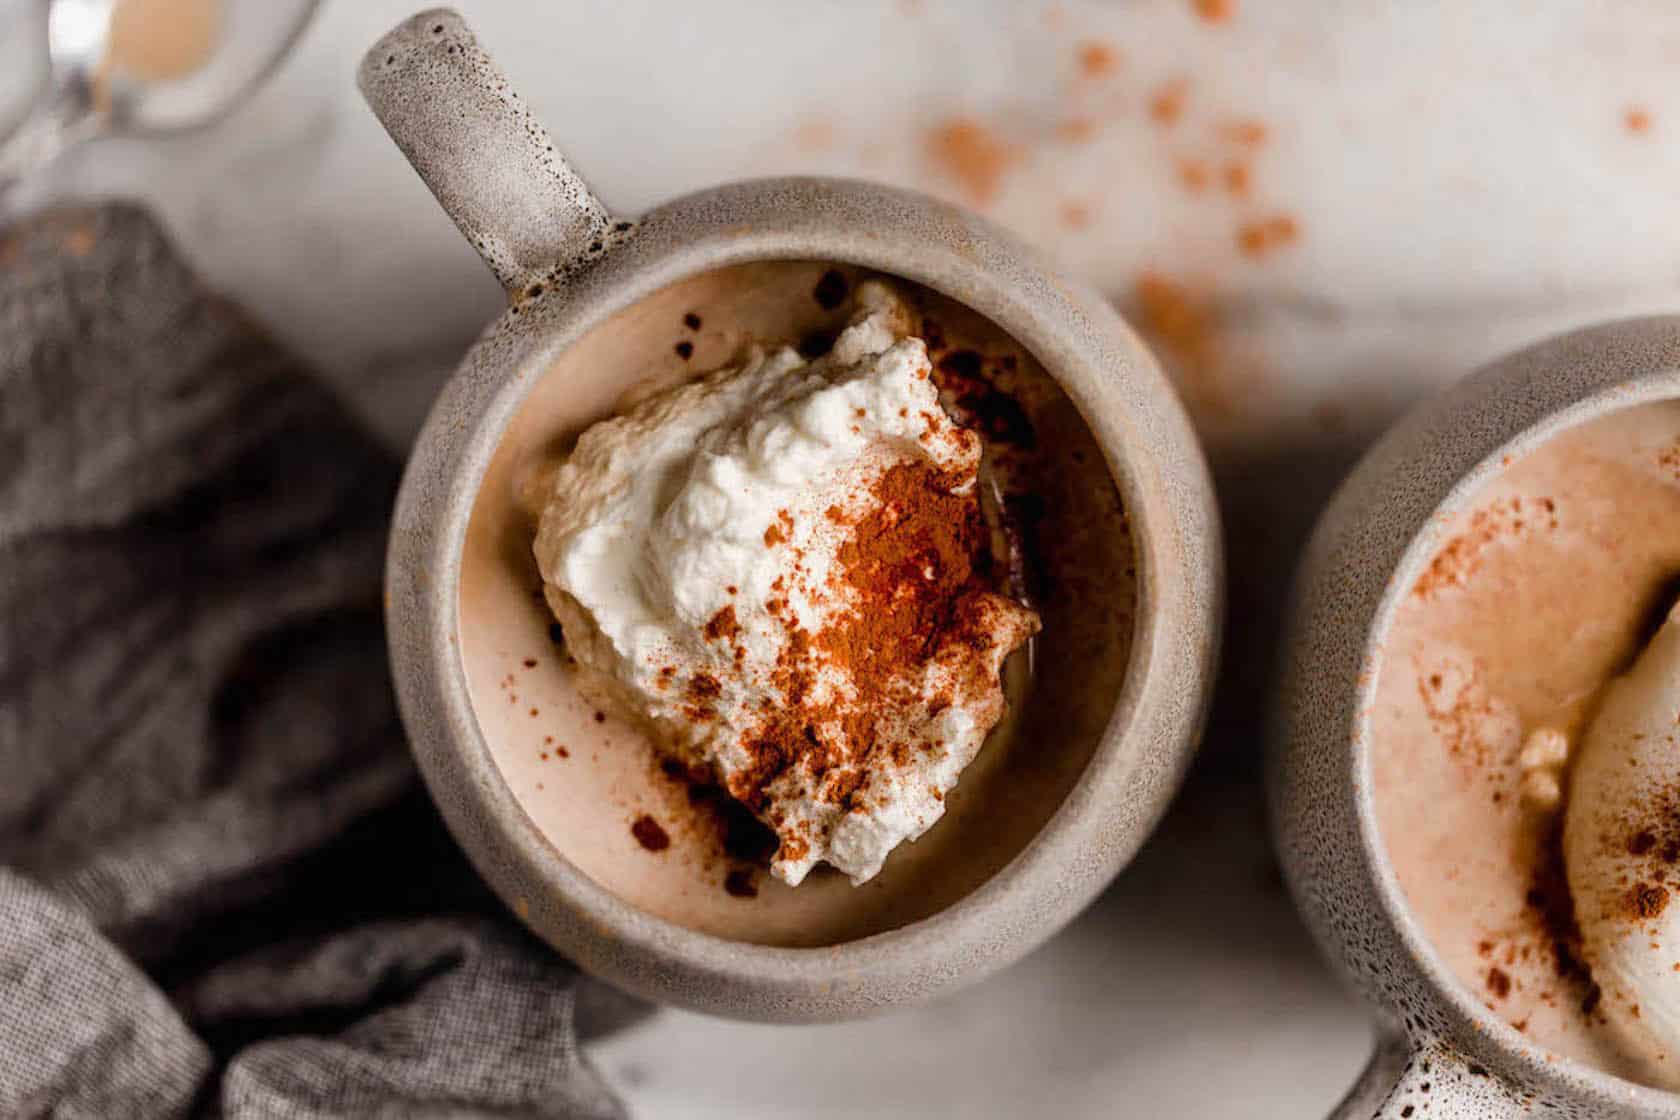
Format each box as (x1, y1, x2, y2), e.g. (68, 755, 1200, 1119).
(106, 0, 220, 82)
(458, 261, 1136, 946)
(1371, 400, 1680, 1085)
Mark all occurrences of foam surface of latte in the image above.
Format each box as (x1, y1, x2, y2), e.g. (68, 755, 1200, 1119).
(1370, 401, 1680, 1087)
(530, 283, 1038, 886)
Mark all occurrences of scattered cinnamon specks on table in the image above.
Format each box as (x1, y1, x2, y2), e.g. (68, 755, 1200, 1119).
(1059, 199, 1097, 230)
(1221, 160, 1251, 198)
(1076, 40, 1121, 79)
(1149, 77, 1191, 126)
(925, 118, 1020, 205)
(745, 7, 1318, 451)
(1236, 214, 1301, 258)
(1128, 269, 1269, 442)
(1192, 0, 1236, 25)
(1625, 105, 1653, 135)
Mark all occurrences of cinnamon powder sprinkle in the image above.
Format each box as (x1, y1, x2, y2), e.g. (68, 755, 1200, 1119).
(1626, 106, 1653, 135)
(1413, 497, 1556, 598)
(1135, 272, 1216, 377)
(1076, 40, 1119, 78)
(1192, 0, 1235, 22)
(631, 814, 670, 852)
(1627, 882, 1671, 922)
(1222, 161, 1251, 198)
(685, 673, 722, 724)
(1236, 214, 1300, 258)
(1059, 200, 1095, 230)
(1598, 784, 1680, 933)
(763, 510, 792, 548)
(704, 605, 742, 645)
(724, 459, 1029, 819)
(1149, 78, 1189, 126)
(925, 118, 1018, 205)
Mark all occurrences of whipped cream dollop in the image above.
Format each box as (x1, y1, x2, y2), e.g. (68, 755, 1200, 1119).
(1565, 601, 1680, 1087)
(531, 283, 1039, 885)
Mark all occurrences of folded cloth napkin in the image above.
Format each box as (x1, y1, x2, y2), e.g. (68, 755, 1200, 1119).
(0, 205, 640, 1119)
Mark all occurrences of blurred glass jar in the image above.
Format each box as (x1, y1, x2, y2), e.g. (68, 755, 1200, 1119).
(0, 0, 319, 188)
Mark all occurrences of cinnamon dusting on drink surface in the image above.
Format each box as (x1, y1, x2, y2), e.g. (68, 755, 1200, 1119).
(1413, 497, 1558, 599)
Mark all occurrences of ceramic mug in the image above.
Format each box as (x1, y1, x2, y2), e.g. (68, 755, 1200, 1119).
(1272, 316, 1680, 1116)
(361, 8, 1221, 1022)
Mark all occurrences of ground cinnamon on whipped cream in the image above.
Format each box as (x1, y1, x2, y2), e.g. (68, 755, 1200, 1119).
(530, 282, 1039, 885)
(730, 458, 1027, 874)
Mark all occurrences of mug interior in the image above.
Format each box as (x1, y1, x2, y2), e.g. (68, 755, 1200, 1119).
(454, 259, 1137, 947)
(1362, 394, 1680, 1088)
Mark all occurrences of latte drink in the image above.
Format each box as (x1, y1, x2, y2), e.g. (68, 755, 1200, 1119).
(1371, 400, 1680, 1086)
(456, 260, 1137, 946)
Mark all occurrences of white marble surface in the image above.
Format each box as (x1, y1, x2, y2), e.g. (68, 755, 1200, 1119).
(16, 1, 1680, 1114)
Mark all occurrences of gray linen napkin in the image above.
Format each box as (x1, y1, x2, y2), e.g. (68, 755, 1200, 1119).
(0, 204, 639, 1119)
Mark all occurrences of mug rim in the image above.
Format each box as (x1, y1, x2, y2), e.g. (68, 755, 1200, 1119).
(386, 175, 1222, 1019)
(1349, 363, 1680, 1109)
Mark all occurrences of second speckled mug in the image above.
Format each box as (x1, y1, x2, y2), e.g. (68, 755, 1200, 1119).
(1273, 317, 1680, 1117)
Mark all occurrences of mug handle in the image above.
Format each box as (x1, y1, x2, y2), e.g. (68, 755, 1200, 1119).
(356, 8, 626, 298)
(1331, 1029, 1527, 1118)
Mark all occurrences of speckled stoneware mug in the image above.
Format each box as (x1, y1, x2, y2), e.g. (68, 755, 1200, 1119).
(1272, 316, 1680, 1117)
(360, 8, 1220, 1022)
